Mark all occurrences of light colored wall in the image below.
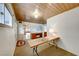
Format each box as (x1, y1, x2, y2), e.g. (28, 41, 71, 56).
(15, 22, 49, 55)
(43, 24, 47, 32)
(18, 22, 46, 40)
(22, 22, 44, 33)
(30, 23, 43, 33)
(47, 7, 79, 55)
(0, 4, 17, 56)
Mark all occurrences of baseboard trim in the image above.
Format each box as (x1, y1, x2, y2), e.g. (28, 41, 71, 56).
(57, 46, 77, 56)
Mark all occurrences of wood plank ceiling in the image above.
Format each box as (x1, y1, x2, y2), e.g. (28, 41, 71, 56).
(12, 3, 79, 24)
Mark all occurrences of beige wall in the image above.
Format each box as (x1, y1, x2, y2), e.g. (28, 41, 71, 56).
(0, 4, 17, 56)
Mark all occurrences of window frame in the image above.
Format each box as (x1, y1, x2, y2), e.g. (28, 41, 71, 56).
(4, 4, 13, 27)
(0, 3, 13, 28)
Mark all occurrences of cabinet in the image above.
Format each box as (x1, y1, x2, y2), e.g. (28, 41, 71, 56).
(31, 33, 42, 39)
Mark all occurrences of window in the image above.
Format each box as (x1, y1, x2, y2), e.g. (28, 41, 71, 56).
(5, 6, 12, 26)
(0, 3, 12, 27)
(0, 3, 4, 24)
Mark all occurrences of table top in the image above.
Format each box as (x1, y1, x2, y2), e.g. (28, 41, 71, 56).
(45, 35, 60, 41)
(27, 35, 60, 48)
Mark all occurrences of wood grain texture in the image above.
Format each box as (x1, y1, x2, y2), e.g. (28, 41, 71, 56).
(12, 3, 79, 24)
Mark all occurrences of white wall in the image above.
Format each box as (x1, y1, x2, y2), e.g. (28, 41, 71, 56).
(0, 4, 17, 56)
(23, 22, 43, 33)
(43, 24, 47, 32)
(30, 23, 43, 33)
(18, 22, 46, 40)
(47, 7, 79, 55)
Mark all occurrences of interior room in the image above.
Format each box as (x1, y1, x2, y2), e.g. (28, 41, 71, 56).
(0, 3, 79, 56)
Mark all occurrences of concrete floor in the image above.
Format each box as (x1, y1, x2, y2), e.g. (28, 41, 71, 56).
(14, 40, 75, 56)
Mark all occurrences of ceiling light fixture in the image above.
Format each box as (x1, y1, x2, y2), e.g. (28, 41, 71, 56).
(32, 8, 40, 18)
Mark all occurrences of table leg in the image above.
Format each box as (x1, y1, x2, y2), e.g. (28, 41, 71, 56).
(33, 46, 39, 56)
(35, 46, 39, 56)
(33, 48, 35, 56)
(53, 40, 58, 48)
(48, 40, 58, 48)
